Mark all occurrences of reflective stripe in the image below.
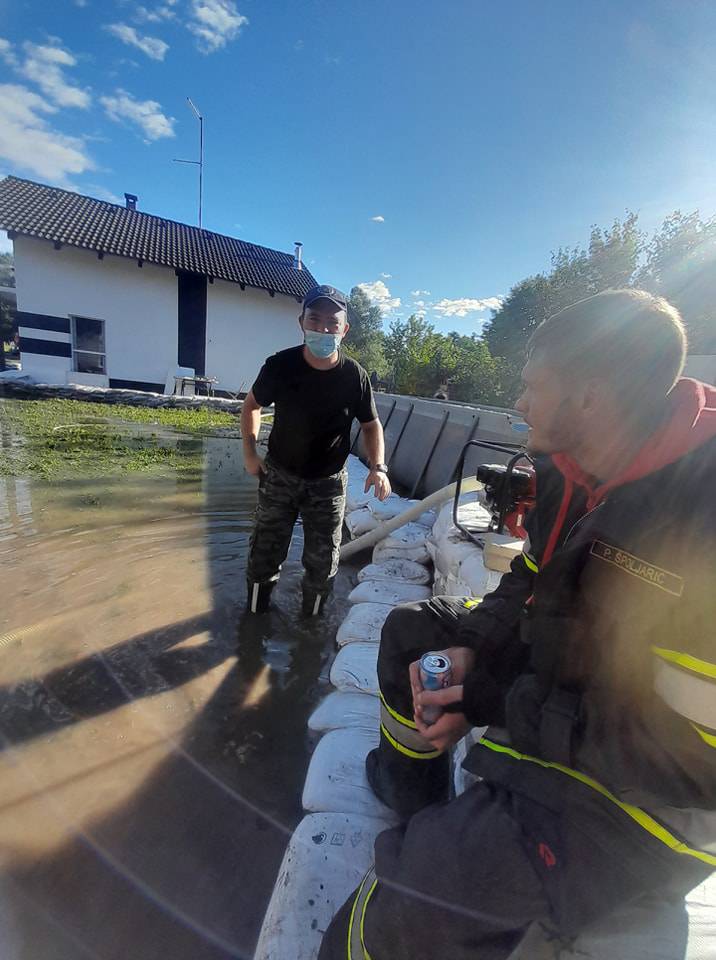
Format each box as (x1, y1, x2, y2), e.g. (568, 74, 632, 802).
(379, 702, 438, 755)
(348, 867, 376, 960)
(381, 723, 442, 760)
(312, 594, 322, 616)
(250, 583, 260, 614)
(462, 597, 481, 609)
(379, 691, 417, 730)
(653, 658, 716, 728)
(691, 722, 716, 749)
(523, 553, 539, 574)
(651, 646, 716, 680)
(478, 737, 716, 867)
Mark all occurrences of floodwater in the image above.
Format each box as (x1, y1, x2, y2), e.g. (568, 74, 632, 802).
(0, 430, 358, 960)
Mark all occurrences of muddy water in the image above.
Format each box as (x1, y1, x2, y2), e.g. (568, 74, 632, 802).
(0, 434, 358, 960)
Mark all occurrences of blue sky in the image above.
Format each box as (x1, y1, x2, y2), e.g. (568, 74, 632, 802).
(1, 0, 715, 333)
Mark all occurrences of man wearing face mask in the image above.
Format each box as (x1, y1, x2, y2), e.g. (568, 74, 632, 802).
(242, 284, 391, 616)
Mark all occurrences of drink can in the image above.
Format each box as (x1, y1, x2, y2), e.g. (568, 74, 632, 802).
(419, 652, 452, 725)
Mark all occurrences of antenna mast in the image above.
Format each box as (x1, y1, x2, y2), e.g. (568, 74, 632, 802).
(172, 97, 204, 227)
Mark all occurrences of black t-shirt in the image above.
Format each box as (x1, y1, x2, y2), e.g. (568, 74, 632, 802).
(251, 346, 378, 478)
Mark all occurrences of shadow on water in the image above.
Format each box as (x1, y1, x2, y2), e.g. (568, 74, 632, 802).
(0, 429, 359, 959)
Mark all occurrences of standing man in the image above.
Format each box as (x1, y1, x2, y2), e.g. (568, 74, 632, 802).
(242, 284, 391, 616)
(319, 289, 716, 958)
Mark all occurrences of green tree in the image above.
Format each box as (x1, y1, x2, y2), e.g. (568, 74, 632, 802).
(635, 212, 716, 354)
(344, 286, 386, 375)
(483, 214, 643, 399)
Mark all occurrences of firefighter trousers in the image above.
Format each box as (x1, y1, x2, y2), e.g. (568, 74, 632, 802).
(246, 457, 347, 597)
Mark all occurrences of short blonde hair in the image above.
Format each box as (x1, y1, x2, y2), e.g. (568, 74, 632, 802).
(528, 289, 687, 407)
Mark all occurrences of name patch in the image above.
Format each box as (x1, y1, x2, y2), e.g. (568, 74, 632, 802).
(590, 541, 684, 597)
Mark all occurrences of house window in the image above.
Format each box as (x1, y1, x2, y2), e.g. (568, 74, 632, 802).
(71, 316, 106, 374)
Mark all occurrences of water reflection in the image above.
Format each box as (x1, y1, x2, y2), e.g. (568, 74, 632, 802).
(0, 429, 357, 959)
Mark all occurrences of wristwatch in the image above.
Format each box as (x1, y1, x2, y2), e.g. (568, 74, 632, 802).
(372, 463, 389, 474)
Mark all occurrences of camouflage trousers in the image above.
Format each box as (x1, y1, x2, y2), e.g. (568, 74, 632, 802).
(246, 456, 347, 596)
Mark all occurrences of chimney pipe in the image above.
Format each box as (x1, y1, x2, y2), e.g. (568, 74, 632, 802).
(124, 193, 138, 211)
(294, 241, 303, 271)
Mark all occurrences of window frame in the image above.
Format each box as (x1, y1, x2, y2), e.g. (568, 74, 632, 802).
(70, 315, 107, 375)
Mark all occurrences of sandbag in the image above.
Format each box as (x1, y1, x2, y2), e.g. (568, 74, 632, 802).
(372, 539, 431, 565)
(329, 643, 379, 695)
(302, 727, 398, 821)
(357, 559, 432, 586)
(254, 811, 392, 960)
(459, 551, 504, 598)
(345, 507, 380, 538)
(431, 496, 490, 543)
(308, 691, 380, 733)
(348, 580, 432, 606)
(371, 522, 431, 565)
(367, 497, 436, 529)
(336, 603, 392, 645)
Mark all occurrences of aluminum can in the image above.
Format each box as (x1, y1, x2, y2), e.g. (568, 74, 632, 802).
(419, 652, 453, 725)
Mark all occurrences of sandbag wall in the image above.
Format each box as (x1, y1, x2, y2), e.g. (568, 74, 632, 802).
(254, 457, 497, 960)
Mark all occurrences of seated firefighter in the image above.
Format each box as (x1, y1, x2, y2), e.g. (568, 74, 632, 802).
(319, 289, 716, 960)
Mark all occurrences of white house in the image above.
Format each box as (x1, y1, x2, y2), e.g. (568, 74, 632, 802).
(0, 176, 318, 394)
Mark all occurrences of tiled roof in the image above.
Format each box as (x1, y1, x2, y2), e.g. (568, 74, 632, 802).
(0, 176, 317, 300)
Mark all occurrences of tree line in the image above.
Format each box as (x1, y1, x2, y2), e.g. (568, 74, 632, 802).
(345, 211, 716, 406)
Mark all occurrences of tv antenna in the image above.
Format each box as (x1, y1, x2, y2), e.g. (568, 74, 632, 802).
(173, 97, 204, 227)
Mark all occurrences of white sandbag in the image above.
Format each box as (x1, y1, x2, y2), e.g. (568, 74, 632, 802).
(460, 551, 504, 598)
(365, 494, 409, 520)
(370, 522, 431, 565)
(345, 457, 373, 512)
(308, 691, 380, 733)
(427, 535, 477, 578)
(329, 643, 379, 696)
(345, 507, 380, 538)
(302, 727, 399, 821)
(372, 539, 431, 565)
(357, 559, 432, 585)
(431, 496, 490, 543)
(336, 602, 392, 646)
(348, 580, 432, 607)
(254, 811, 392, 960)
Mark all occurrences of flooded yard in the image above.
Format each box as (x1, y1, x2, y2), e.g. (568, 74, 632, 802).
(0, 407, 356, 960)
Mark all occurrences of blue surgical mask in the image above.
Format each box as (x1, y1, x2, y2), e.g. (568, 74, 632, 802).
(304, 330, 342, 359)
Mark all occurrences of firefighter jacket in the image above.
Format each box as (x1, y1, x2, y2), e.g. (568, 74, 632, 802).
(454, 377, 716, 873)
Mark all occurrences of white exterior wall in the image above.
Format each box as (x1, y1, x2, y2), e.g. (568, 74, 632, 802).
(205, 280, 302, 394)
(14, 235, 178, 387)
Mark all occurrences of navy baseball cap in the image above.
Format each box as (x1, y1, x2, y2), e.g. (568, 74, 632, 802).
(303, 284, 348, 312)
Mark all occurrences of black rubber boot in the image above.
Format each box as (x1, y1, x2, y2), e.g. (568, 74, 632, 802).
(301, 589, 327, 617)
(246, 580, 275, 614)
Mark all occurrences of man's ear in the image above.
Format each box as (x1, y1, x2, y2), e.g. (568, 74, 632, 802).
(581, 378, 609, 416)
(342, 320, 350, 338)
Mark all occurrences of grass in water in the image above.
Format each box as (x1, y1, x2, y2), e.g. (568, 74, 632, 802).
(0, 397, 239, 479)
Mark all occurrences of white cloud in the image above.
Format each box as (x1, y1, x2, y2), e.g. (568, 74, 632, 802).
(411, 289, 431, 297)
(0, 38, 18, 67)
(86, 184, 124, 204)
(74, 0, 89, 6)
(135, 4, 177, 23)
(432, 296, 503, 318)
(188, 0, 248, 53)
(370, 215, 384, 223)
(379, 272, 392, 279)
(357, 279, 401, 316)
(105, 23, 169, 61)
(19, 42, 91, 109)
(100, 90, 175, 140)
(0, 231, 13, 254)
(0, 83, 94, 183)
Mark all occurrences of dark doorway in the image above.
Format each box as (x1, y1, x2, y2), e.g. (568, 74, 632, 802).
(177, 272, 207, 376)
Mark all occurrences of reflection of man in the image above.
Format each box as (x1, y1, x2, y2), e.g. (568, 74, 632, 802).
(242, 284, 391, 616)
(320, 289, 716, 958)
